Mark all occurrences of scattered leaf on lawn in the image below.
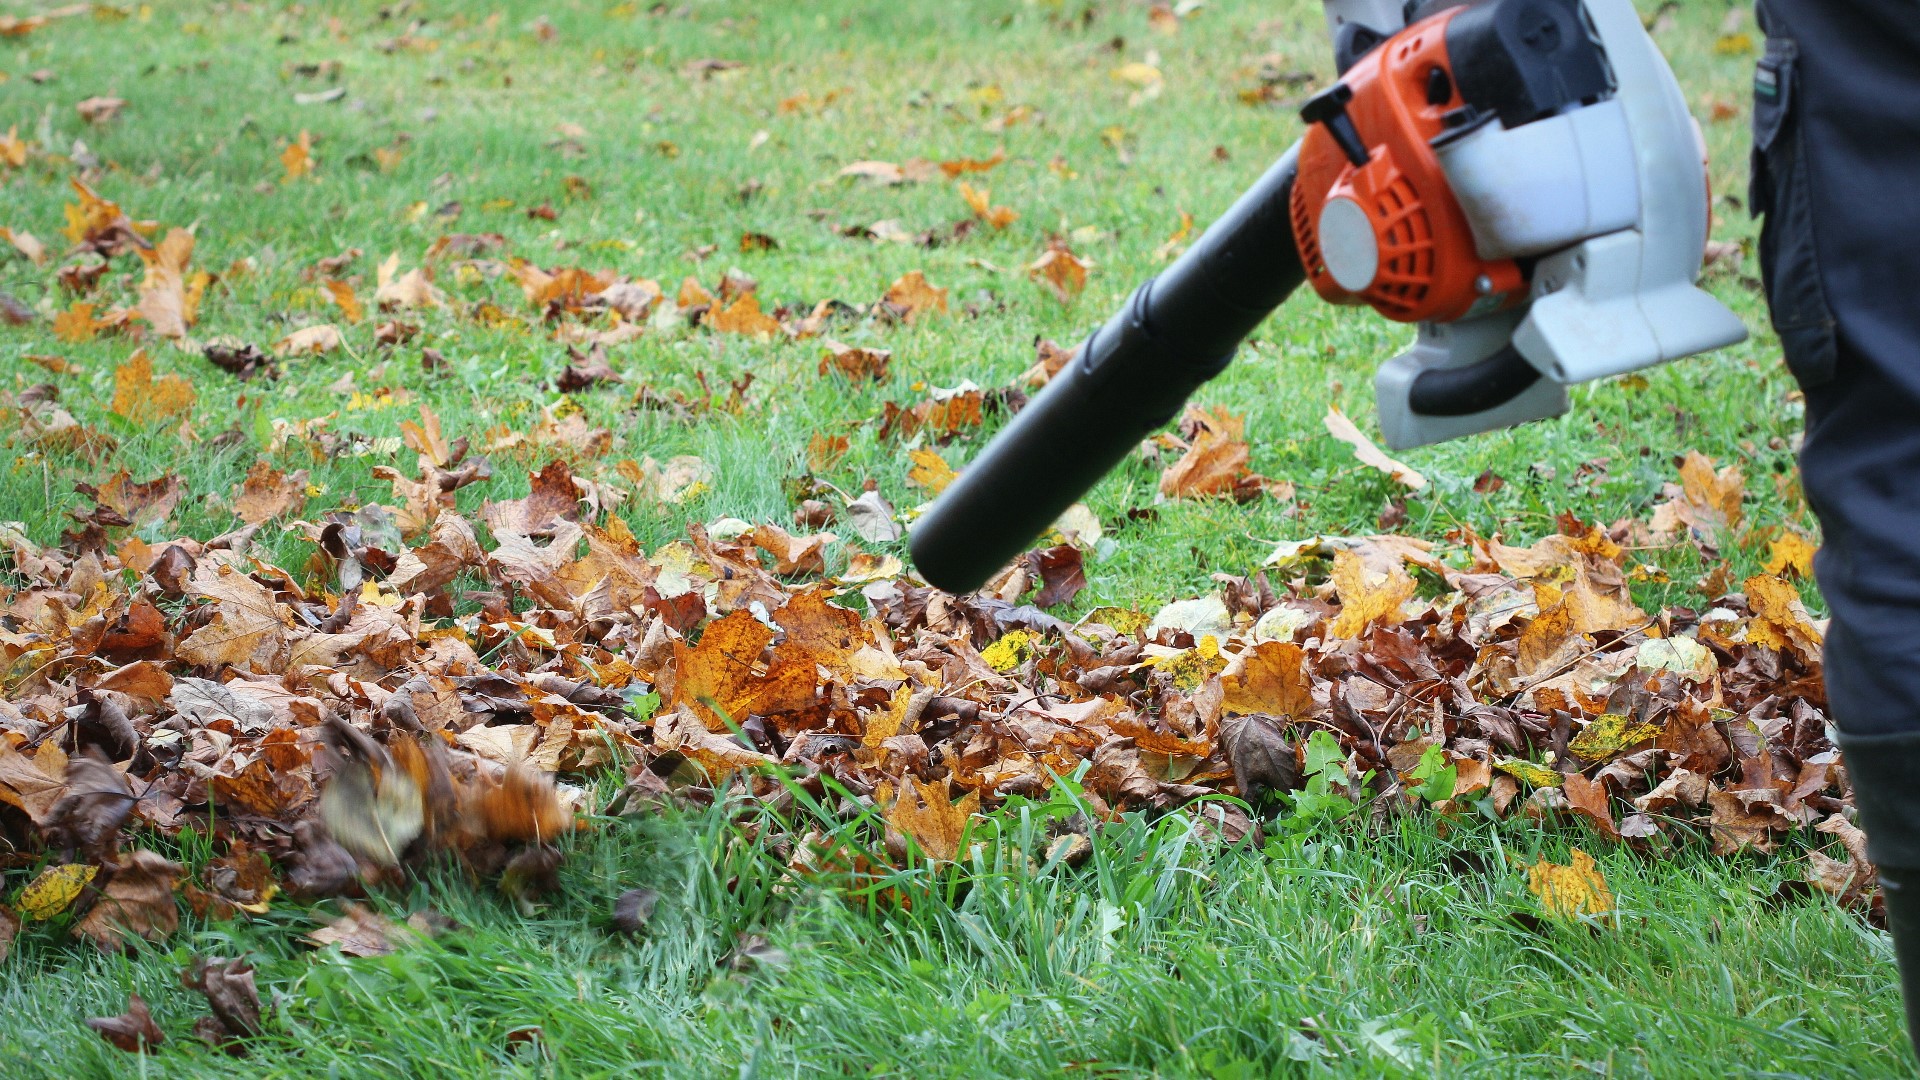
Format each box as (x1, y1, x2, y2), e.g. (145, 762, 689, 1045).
(879, 270, 947, 323)
(111, 349, 196, 423)
(87, 994, 165, 1053)
(1526, 848, 1613, 918)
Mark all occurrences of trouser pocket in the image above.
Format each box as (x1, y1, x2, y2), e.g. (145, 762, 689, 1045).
(1751, 36, 1839, 389)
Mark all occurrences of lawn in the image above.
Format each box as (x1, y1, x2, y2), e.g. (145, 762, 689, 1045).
(0, 0, 1907, 1076)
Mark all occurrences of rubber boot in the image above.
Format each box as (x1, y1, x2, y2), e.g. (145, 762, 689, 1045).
(1839, 729, 1920, 1058)
(1879, 867, 1920, 1058)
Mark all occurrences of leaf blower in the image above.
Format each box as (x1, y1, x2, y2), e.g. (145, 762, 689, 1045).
(909, 0, 1746, 595)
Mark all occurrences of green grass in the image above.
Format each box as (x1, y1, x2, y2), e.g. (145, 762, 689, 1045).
(0, 0, 1897, 1075)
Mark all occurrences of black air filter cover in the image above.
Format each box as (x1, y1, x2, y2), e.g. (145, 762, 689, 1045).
(1446, 0, 1615, 128)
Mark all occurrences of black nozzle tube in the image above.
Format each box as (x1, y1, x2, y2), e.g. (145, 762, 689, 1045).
(1406, 342, 1543, 416)
(909, 144, 1307, 595)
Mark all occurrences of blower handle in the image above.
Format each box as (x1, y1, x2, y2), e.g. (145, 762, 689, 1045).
(909, 144, 1307, 595)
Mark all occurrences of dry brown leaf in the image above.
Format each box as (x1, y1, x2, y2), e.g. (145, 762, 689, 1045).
(231, 461, 309, 524)
(87, 994, 165, 1053)
(880, 270, 948, 323)
(1159, 405, 1253, 500)
(306, 904, 416, 957)
(273, 324, 343, 357)
(885, 776, 978, 862)
(1324, 404, 1426, 489)
(1219, 641, 1312, 718)
(1027, 243, 1088, 304)
(73, 849, 183, 951)
(1649, 451, 1744, 538)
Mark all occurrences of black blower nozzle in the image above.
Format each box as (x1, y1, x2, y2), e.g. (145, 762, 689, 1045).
(909, 144, 1308, 595)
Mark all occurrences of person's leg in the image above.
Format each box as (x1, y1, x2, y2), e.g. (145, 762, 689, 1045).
(1753, 0, 1920, 1054)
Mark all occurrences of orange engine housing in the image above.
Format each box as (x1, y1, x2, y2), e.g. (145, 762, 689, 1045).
(1290, 7, 1525, 324)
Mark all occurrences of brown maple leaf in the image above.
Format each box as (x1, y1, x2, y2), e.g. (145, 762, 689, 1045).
(884, 776, 978, 862)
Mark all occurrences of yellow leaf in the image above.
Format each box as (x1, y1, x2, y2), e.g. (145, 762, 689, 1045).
(1328, 548, 1416, 637)
(1493, 758, 1562, 787)
(111, 349, 196, 423)
(324, 279, 364, 324)
(1567, 713, 1662, 762)
(1714, 31, 1754, 55)
(1153, 634, 1226, 691)
(980, 629, 1039, 673)
(19, 863, 98, 920)
(1744, 573, 1822, 661)
(281, 130, 314, 181)
(1764, 531, 1817, 578)
(957, 181, 1017, 229)
(906, 448, 957, 494)
(1526, 848, 1614, 918)
(1219, 640, 1312, 718)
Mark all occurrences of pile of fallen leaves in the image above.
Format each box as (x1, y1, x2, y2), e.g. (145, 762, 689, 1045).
(0, 424, 1866, 985)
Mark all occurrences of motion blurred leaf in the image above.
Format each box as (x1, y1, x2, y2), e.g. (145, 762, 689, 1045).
(705, 290, 782, 336)
(906, 448, 956, 494)
(1027, 243, 1088, 304)
(1649, 451, 1743, 538)
(1159, 405, 1252, 500)
(230, 461, 309, 524)
(317, 759, 424, 866)
(1763, 531, 1818, 578)
(1744, 574, 1823, 662)
(273, 324, 343, 357)
(281, 130, 314, 181)
(1324, 404, 1426, 489)
(958, 182, 1018, 229)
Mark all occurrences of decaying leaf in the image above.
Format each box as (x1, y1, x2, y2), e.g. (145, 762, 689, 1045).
(1526, 848, 1613, 919)
(72, 849, 184, 951)
(87, 994, 165, 1053)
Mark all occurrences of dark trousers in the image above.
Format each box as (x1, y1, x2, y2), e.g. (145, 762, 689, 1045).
(1754, 0, 1920, 869)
